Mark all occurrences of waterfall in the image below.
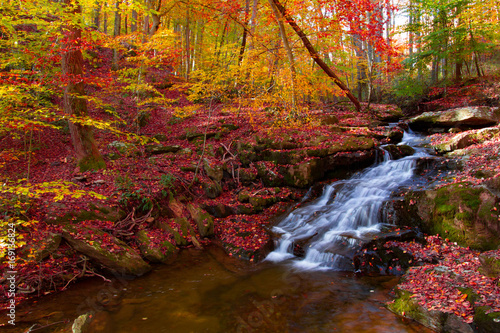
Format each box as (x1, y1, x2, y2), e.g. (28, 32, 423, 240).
(265, 131, 429, 270)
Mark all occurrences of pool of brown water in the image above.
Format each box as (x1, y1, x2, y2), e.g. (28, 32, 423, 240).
(2, 245, 432, 333)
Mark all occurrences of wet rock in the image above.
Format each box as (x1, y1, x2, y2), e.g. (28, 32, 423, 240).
(323, 149, 377, 173)
(387, 127, 404, 143)
(62, 225, 151, 276)
(136, 229, 177, 263)
(85, 311, 115, 332)
(187, 203, 215, 238)
(409, 106, 500, 132)
(388, 290, 475, 333)
(383, 144, 415, 160)
(353, 226, 425, 276)
(71, 313, 92, 333)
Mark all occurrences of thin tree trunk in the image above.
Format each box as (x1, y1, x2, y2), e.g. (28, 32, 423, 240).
(269, 0, 361, 111)
(93, 1, 101, 30)
(131, 10, 137, 32)
(238, 0, 251, 65)
(268, 0, 297, 110)
(103, 3, 108, 34)
(185, 6, 191, 79)
(112, 0, 122, 69)
(114, 0, 121, 37)
(62, 0, 105, 172)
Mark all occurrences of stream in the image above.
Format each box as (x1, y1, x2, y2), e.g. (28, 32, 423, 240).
(266, 130, 430, 270)
(3, 131, 434, 332)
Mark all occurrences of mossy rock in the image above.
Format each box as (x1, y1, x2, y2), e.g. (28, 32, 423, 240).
(202, 179, 222, 199)
(239, 168, 258, 185)
(383, 144, 415, 160)
(249, 195, 277, 211)
(62, 225, 151, 276)
(373, 105, 404, 122)
(474, 306, 500, 333)
(172, 217, 197, 246)
(136, 229, 177, 263)
(46, 203, 124, 225)
(435, 127, 500, 153)
(398, 184, 500, 250)
(307, 136, 375, 157)
(145, 144, 181, 155)
(283, 159, 325, 188)
(19, 232, 61, 263)
(108, 141, 138, 156)
(255, 162, 285, 187)
(187, 204, 215, 238)
(319, 114, 339, 125)
(260, 149, 306, 165)
(238, 190, 250, 203)
(388, 289, 474, 332)
(479, 253, 500, 278)
(203, 158, 224, 182)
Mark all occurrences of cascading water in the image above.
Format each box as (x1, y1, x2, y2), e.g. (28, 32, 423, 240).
(266, 130, 429, 270)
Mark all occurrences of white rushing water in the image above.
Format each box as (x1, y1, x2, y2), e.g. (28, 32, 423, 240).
(266, 131, 429, 270)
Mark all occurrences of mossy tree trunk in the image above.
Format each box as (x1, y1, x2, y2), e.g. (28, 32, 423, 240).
(62, 0, 105, 172)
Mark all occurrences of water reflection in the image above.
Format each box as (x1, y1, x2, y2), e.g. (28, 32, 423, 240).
(4, 246, 431, 333)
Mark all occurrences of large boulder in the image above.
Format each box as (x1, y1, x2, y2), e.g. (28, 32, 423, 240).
(388, 183, 500, 250)
(409, 106, 500, 132)
(62, 225, 151, 276)
(434, 127, 500, 153)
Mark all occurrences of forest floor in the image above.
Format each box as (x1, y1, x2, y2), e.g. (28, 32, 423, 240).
(1, 47, 500, 329)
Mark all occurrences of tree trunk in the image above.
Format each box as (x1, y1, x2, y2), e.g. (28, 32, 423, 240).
(268, 0, 297, 111)
(184, 6, 191, 80)
(113, 0, 122, 69)
(103, 3, 108, 34)
(269, 0, 360, 111)
(93, 1, 101, 30)
(62, 0, 105, 172)
(131, 10, 138, 32)
(114, 0, 122, 37)
(238, 0, 251, 65)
